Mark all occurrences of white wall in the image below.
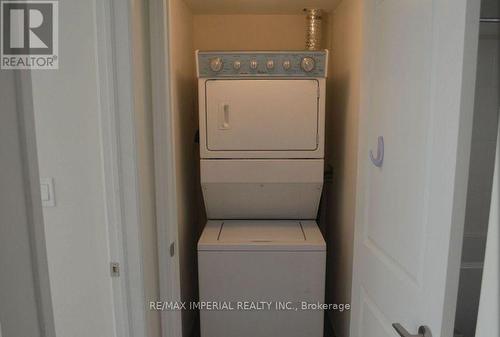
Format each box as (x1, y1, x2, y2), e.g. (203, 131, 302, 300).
(455, 1, 499, 335)
(324, 1, 362, 336)
(0, 71, 43, 337)
(31, 1, 117, 336)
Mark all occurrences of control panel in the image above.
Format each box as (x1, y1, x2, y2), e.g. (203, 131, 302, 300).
(197, 50, 328, 78)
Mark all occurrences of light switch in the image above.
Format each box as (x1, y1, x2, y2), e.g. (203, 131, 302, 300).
(41, 183, 49, 201)
(40, 178, 55, 207)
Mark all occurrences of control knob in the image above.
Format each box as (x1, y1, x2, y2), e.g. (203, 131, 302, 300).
(249, 59, 258, 70)
(300, 57, 315, 72)
(266, 59, 275, 70)
(282, 60, 291, 70)
(209, 57, 223, 72)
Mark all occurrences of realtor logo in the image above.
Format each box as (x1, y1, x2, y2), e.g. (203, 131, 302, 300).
(1, 0, 58, 69)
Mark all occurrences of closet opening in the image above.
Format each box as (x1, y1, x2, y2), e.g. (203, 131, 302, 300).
(164, 1, 359, 336)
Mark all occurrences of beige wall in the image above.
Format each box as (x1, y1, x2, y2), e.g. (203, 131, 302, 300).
(131, 0, 161, 336)
(168, 0, 202, 336)
(193, 14, 308, 50)
(324, 0, 362, 336)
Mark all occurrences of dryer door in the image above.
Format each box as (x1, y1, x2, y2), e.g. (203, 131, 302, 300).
(205, 79, 319, 151)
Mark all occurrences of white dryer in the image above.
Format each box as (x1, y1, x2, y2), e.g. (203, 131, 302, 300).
(197, 50, 328, 219)
(196, 50, 328, 337)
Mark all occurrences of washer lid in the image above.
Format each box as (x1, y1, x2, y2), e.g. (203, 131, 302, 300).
(198, 220, 325, 251)
(219, 220, 305, 242)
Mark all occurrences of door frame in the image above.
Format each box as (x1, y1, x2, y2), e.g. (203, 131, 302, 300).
(350, 0, 482, 336)
(15, 0, 150, 336)
(94, 0, 148, 336)
(149, 1, 183, 337)
(15, 71, 57, 337)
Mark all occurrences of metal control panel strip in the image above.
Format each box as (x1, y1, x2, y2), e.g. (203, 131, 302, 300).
(196, 50, 328, 78)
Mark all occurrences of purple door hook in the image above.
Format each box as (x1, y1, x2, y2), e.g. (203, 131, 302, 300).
(369, 136, 384, 167)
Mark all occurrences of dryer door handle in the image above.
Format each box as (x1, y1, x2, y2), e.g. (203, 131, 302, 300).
(218, 103, 230, 130)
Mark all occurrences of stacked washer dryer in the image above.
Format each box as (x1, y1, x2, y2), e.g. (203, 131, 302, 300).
(196, 50, 328, 337)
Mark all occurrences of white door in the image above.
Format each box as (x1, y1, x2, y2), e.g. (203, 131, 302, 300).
(350, 1, 480, 337)
(205, 79, 319, 151)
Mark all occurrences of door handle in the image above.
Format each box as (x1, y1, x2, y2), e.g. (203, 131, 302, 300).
(392, 323, 432, 337)
(218, 103, 230, 130)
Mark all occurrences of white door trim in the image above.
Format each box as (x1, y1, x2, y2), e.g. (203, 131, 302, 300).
(95, 1, 147, 336)
(15, 71, 56, 337)
(439, 1, 482, 334)
(149, 1, 183, 337)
